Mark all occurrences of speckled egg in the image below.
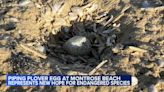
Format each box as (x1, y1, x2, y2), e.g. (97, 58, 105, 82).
(63, 36, 91, 55)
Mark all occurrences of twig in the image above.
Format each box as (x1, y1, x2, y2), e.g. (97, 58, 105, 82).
(55, 65, 63, 74)
(96, 16, 108, 23)
(121, 5, 131, 13)
(113, 13, 124, 23)
(113, 5, 131, 23)
(79, 56, 88, 63)
(20, 44, 47, 59)
(141, 6, 164, 11)
(103, 15, 113, 26)
(128, 46, 147, 53)
(89, 60, 108, 75)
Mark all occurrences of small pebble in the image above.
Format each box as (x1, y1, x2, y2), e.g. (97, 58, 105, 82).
(4, 22, 16, 31)
(157, 59, 164, 68)
(37, 46, 46, 53)
(148, 85, 158, 92)
(18, 0, 31, 6)
(63, 36, 91, 55)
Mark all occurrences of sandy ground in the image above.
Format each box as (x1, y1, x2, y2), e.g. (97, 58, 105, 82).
(0, 0, 164, 92)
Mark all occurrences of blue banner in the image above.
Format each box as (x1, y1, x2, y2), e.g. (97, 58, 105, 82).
(7, 75, 131, 86)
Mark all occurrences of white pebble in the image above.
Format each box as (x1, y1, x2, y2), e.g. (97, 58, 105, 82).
(18, 0, 32, 6)
(38, 46, 46, 53)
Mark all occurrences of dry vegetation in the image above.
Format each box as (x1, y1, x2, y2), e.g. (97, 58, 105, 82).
(0, 0, 164, 92)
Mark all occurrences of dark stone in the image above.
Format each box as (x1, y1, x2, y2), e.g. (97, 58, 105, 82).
(4, 22, 16, 31)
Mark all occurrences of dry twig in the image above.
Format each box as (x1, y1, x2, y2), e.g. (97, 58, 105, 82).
(113, 5, 131, 23)
(20, 44, 47, 59)
(128, 46, 147, 53)
(89, 60, 108, 75)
